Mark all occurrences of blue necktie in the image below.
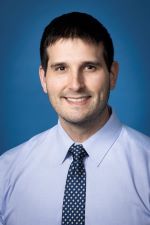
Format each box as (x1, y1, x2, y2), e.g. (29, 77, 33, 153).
(62, 144, 88, 225)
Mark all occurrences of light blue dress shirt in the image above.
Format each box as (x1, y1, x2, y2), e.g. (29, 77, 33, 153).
(0, 112, 150, 225)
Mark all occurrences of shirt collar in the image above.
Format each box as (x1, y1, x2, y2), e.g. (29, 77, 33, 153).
(82, 112, 122, 166)
(54, 111, 122, 166)
(54, 121, 74, 165)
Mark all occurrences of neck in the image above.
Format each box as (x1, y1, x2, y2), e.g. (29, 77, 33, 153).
(60, 106, 111, 143)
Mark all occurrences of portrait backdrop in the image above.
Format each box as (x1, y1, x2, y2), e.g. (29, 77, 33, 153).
(0, 0, 150, 154)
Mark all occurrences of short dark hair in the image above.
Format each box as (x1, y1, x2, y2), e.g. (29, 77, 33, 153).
(40, 12, 114, 72)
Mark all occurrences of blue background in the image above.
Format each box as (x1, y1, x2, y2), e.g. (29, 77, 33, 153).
(0, 0, 150, 155)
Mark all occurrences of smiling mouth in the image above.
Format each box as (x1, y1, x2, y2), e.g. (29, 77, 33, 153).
(63, 96, 91, 104)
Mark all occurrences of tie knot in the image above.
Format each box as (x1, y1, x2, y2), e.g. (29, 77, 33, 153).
(69, 144, 88, 162)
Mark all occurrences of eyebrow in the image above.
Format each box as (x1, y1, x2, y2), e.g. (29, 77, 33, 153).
(49, 60, 102, 69)
(81, 61, 102, 67)
(50, 62, 67, 69)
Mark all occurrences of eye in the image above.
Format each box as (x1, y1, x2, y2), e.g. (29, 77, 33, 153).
(55, 66, 66, 71)
(85, 64, 96, 71)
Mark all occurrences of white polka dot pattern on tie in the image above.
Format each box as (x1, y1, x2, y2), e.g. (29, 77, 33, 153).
(61, 144, 88, 225)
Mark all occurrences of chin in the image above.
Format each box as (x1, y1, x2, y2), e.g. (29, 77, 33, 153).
(63, 118, 85, 124)
(60, 115, 94, 126)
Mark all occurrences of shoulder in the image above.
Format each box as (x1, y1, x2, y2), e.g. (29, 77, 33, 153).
(121, 125, 150, 150)
(0, 125, 58, 173)
(118, 125, 150, 208)
(0, 125, 58, 199)
(0, 125, 58, 216)
(117, 125, 150, 167)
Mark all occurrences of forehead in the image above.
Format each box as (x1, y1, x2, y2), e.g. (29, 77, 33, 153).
(46, 38, 104, 62)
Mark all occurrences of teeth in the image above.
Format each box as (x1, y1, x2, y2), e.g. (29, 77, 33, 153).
(66, 97, 88, 103)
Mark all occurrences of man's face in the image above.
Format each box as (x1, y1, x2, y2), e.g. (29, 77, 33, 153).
(39, 38, 118, 127)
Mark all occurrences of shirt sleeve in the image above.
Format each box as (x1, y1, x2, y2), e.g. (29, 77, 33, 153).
(0, 158, 4, 225)
(0, 216, 4, 225)
(0, 153, 10, 225)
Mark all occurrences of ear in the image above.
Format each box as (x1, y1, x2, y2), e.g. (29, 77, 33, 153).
(110, 61, 119, 90)
(39, 66, 47, 93)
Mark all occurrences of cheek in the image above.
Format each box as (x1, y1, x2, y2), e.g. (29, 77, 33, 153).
(46, 77, 63, 95)
(46, 74, 69, 91)
(86, 75, 109, 93)
(88, 78, 110, 103)
(99, 81, 110, 101)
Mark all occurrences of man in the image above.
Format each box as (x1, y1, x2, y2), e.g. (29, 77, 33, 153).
(0, 12, 150, 225)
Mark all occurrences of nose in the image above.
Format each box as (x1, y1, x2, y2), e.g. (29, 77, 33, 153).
(68, 71, 85, 91)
